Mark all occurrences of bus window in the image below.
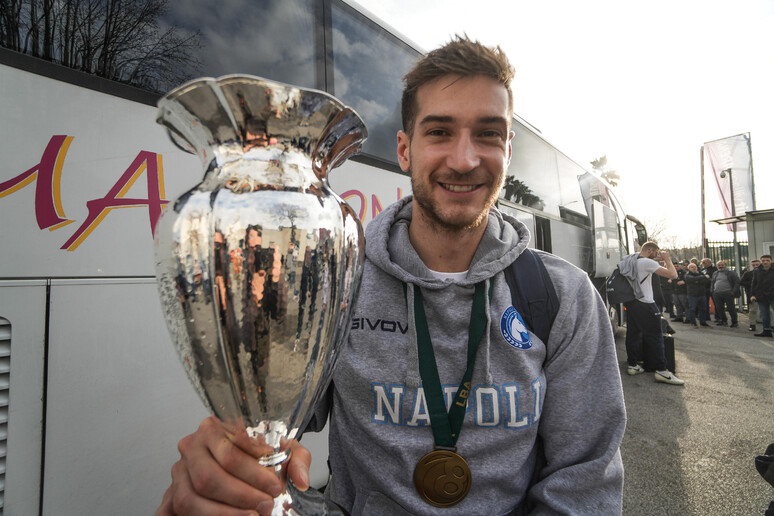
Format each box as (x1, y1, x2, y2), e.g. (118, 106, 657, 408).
(330, 2, 420, 164)
(556, 152, 590, 225)
(505, 121, 557, 215)
(498, 203, 536, 246)
(164, 0, 318, 90)
(534, 216, 552, 253)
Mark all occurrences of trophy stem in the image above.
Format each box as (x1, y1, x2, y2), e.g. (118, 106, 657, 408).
(248, 421, 291, 467)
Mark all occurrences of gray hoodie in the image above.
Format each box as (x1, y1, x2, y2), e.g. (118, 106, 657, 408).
(311, 196, 625, 515)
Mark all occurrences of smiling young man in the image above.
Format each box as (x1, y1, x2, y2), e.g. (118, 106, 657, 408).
(158, 37, 626, 515)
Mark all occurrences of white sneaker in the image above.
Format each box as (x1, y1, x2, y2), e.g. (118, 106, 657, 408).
(655, 370, 685, 385)
(627, 364, 645, 376)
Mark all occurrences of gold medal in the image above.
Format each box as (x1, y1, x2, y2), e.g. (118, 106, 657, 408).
(413, 449, 472, 507)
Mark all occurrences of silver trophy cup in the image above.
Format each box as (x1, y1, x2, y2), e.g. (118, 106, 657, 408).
(154, 75, 366, 515)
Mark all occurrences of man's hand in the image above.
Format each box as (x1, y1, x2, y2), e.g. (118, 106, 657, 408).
(156, 416, 312, 516)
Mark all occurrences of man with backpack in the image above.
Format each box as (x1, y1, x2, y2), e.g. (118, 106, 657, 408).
(618, 242, 684, 385)
(711, 260, 740, 327)
(157, 37, 626, 515)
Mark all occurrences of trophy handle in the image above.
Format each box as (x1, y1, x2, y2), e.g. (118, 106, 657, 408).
(312, 107, 367, 182)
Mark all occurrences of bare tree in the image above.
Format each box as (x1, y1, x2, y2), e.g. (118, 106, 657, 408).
(0, 0, 201, 92)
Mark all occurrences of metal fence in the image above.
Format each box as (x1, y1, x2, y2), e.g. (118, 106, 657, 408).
(706, 240, 749, 272)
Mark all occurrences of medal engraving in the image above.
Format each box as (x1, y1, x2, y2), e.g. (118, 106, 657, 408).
(414, 449, 472, 507)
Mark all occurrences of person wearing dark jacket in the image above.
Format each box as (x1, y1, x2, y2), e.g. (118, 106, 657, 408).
(659, 263, 675, 317)
(685, 263, 711, 326)
(672, 263, 688, 323)
(751, 255, 774, 337)
(711, 260, 740, 327)
(740, 259, 761, 331)
(701, 258, 719, 322)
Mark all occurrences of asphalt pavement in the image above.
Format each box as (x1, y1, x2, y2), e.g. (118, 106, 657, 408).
(617, 311, 774, 515)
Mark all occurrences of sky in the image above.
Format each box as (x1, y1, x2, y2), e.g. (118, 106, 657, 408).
(354, 0, 774, 247)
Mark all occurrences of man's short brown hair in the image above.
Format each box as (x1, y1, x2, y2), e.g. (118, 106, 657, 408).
(401, 35, 515, 137)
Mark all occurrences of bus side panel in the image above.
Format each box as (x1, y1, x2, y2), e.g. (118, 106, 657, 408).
(329, 160, 411, 227)
(43, 279, 208, 515)
(0, 64, 200, 278)
(0, 281, 47, 515)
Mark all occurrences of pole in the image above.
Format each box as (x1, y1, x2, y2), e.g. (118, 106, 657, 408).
(747, 133, 756, 210)
(700, 146, 707, 257)
(726, 169, 743, 311)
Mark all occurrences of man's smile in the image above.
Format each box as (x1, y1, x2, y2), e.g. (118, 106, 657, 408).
(440, 183, 480, 193)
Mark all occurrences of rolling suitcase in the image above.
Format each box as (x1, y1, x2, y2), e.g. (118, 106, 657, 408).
(663, 334, 676, 373)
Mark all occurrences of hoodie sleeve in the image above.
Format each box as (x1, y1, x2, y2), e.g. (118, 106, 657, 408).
(526, 266, 625, 515)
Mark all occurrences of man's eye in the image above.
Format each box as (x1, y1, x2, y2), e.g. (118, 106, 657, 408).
(428, 129, 447, 136)
(481, 130, 503, 138)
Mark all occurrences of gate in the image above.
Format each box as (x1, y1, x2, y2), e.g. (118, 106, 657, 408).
(705, 240, 748, 272)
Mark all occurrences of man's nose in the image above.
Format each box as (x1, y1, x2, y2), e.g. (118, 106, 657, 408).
(447, 134, 480, 172)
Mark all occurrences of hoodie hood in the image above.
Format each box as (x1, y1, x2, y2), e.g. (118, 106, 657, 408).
(364, 195, 530, 288)
(362, 195, 530, 389)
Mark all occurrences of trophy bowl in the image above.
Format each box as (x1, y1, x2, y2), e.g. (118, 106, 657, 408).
(153, 75, 366, 514)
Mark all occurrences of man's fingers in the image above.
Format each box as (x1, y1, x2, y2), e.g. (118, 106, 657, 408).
(177, 417, 279, 509)
(155, 486, 175, 516)
(208, 433, 284, 496)
(286, 441, 312, 491)
(168, 459, 264, 516)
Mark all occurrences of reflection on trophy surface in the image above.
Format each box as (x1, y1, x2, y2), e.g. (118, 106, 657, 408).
(153, 74, 366, 515)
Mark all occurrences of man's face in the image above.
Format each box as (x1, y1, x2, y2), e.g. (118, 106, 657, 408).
(688, 264, 698, 273)
(397, 74, 513, 232)
(752, 260, 761, 269)
(717, 261, 726, 270)
(762, 257, 772, 268)
(645, 247, 660, 259)
(701, 259, 712, 268)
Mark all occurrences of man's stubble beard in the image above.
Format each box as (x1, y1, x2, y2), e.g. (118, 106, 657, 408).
(410, 170, 504, 234)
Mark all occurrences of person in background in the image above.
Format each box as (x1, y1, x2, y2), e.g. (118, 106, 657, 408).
(711, 260, 740, 328)
(700, 258, 718, 322)
(740, 259, 761, 331)
(672, 261, 688, 323)
(684, 263, 710, 327)
(659, 261, 675, 318)
(619, 242, 684, 385)
(750, 255, 774, 338)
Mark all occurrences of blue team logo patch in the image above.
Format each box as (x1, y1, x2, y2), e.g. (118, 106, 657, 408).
(501, 306, 532, 349)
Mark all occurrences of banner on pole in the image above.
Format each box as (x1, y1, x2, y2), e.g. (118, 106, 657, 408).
(703, 133, 754, 231)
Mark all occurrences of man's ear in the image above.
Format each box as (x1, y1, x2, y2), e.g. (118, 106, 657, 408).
(397, 130, 411, 173)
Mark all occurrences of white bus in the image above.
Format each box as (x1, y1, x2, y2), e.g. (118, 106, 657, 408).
(0, 1, 646, 513)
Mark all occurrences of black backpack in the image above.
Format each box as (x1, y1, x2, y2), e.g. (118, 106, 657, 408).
(503, 248, 559, 345)
(606, 266, 646, 304)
